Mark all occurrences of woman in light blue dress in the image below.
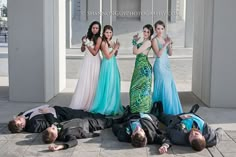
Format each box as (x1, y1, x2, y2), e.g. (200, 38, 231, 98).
(90, 25, 124, 116)
(152, 20, 183, 115)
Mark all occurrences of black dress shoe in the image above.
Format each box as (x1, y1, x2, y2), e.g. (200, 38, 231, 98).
(189, 104, 200, 114)
(123, 105, 130, 117)
(157, 101, 163, 113)
(151, 101, 163, 116)
(112, 106, 130, 124)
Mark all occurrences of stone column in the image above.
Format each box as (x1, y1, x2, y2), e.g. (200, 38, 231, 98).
(141, 0, 153, 24)
(87, 0, 102, 23)
(102, 0, 112, 25)
(169, 0, 176, 23)
(80, 0, 87, 21)
(178, 0, 186, 21)
(192, 0, 236, 108)
(8, 0, 66, 102)
(153, 0, 168, 28)
(184, 0, 193, 48)
(71, 0, 75, 19)
(54, 0, 66, 95)
(66, 0, 72, 48)
(112, 0, 117, 22)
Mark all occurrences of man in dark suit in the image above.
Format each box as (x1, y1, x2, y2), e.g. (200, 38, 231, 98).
(8, 105, 109, 133)
(112, 112, 171, 150)
(154, 102, 223, 153)
(42, 116, 113, 151)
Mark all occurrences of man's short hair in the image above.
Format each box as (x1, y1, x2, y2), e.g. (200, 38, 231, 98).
(191, 138, 206, 151)
(42, 129, 56, 144)
(131, 133, 147, 147)
(8, 120, 23, 133)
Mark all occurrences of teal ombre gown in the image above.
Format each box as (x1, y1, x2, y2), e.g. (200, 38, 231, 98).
(152, 38, 183, 115)
(129, 42, 152, 113)
(90, 47, 124, 116)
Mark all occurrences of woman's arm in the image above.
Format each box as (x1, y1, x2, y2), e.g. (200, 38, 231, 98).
(166, 37, 173, 56)
(133, 41, 151, 55)
(167, 45, 173, 56)
(81, 35, 87, 52)
(86, 37, 102, 56)
(81, 44, 86, 52)
(115, 49, 118, 56)
(101, 41, 119, 59)
(151, 38, 168, 58)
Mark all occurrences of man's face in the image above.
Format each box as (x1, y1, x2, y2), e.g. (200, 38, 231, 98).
(132, 126, 145, 138)
(47, 124, 58, 140)
(14, 116, 26, 129)
(189, 129, 204, 143)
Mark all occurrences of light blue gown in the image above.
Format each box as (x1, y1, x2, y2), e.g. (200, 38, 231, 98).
(90, 47, 124, 116)
(152, 38, 183, 115)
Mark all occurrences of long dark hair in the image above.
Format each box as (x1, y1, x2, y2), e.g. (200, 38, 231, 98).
(143, 24, 154, 40)
(102, 25, 113, 47)
(87, 21, 101, 45)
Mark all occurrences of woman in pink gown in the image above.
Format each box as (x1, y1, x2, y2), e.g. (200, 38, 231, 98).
(69, 21, 102, 111)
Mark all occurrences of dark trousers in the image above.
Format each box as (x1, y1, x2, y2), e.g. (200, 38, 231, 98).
(158, 113, 179, 127)
(54, 106, 113, 128)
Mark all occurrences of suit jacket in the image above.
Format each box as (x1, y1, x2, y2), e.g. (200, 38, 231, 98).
(24, 113, 58, 133)
(18, 110, 58, 133)
(20, 106, 110, 133)
(56, 118, 102, 149)
(161, 113, 221, 147)
(112, 113, 168, 145)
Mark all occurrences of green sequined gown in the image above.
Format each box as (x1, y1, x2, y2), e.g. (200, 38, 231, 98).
(129, 42, 152, 113)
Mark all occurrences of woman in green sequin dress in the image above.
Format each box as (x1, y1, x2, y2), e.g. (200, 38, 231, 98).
(129, 24, 154, 113)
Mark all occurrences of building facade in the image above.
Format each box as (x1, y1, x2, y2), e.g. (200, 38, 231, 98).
(7, 0, 236, 108)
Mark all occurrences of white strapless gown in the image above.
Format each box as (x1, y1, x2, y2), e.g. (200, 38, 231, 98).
(69, 46, 101, 111)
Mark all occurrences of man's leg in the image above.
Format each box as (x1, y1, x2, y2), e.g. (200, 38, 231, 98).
(54, 106, 108, 122)
(150, 101, 179, 126)
(150, 101, 163, 117)
(189, 104, 200, 114)
(159, 113, 177, 126)
(88, 117, 113, 132)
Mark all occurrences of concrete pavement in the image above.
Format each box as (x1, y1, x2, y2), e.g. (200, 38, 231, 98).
(1, 87, 236, 157)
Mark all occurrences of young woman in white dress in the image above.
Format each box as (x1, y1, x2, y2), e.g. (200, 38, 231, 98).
(69, 21, 102, 111)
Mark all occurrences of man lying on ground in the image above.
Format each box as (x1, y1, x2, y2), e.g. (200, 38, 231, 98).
(8, 104, 109, 133)
(42, 116, 113, 151)
(153, 102, 223, 154)
(112, 112, 171, 151)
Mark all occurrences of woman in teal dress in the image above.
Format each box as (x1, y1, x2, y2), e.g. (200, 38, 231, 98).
(129, 24, 154, 113)
(152, 20, 183, 115)
(89, 25, 124, 116)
